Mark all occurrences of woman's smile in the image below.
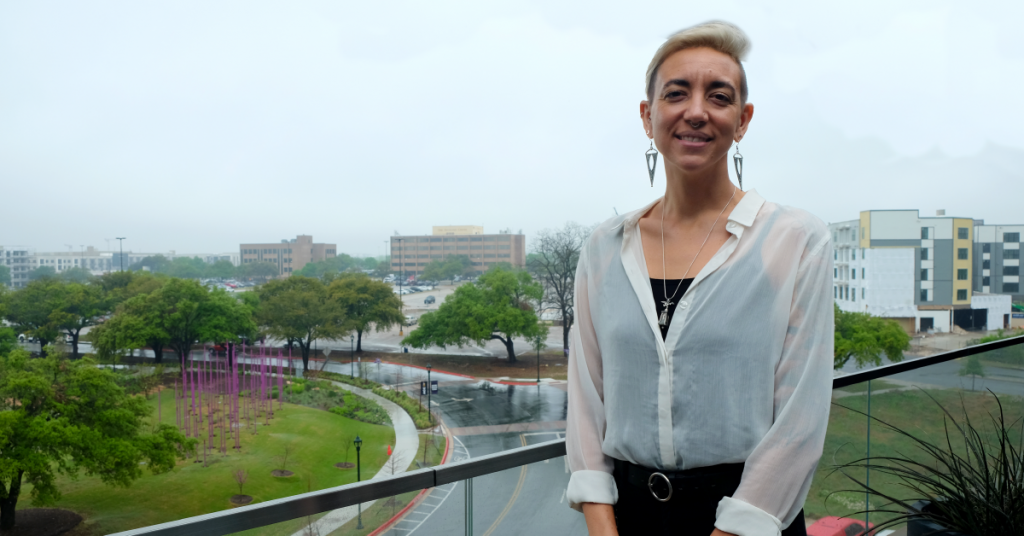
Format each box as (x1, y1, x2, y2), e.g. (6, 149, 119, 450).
(674, 131, 712, 148)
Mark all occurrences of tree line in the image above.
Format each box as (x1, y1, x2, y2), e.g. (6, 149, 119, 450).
(0, 271, 404, 372)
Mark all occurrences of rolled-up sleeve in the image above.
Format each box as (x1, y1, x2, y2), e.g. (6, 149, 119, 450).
(565, 253, 618, 512)
(715, 233, 835, 536)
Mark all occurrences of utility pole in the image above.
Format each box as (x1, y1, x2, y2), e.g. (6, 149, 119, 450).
(116, 238, 126, 271)
(397, 237, 405, 336)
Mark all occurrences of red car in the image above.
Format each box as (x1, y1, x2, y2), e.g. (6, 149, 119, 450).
(807, 516, 875, 536)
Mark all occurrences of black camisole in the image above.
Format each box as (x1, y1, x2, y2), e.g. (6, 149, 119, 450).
(651, 278, 694, 340)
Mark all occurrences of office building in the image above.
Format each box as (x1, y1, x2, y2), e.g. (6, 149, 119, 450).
(832, 209, 1016, 333)
(1, 247, 35, 288)
(390, 227, 525, 277)
(240, 235, 336, 276)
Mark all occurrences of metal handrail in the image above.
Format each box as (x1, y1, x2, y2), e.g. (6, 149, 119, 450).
(111, 334, 1024, 536)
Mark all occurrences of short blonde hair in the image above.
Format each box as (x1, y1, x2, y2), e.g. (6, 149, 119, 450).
(645, 21, 751, 104)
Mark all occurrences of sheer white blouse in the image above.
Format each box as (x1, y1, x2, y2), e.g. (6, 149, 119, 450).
(565, 190, 834, 536)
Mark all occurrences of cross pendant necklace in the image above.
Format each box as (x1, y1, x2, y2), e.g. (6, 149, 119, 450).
(658, 187, 737, 328)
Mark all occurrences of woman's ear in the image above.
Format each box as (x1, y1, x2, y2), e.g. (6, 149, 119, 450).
(640, 100, 653, 138)
(735, 102, 754, 142)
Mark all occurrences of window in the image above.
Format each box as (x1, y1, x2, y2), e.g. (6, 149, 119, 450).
(921, 269, 929, 281)
(1005, 283, 1020, 293)
(852, 269, 856, 280)
(1004, 232, 1020, 242)
(834, 286, 838, 298)
(983, 276, 990, 286)
(862, 227, 865, 238)
(852, 249, 856, 260)
(499, 245, 511, 250)
(845, 287, 849, 300)
(921, 227, 930, 239)
(983, 243, 991, 253)
(920, 289, 929, 302)
(1005, 249, 1020, 259)
(861, 248, 865, 259)
(957, 269, 968, 280)
(1005, 266, 1020, 276)
(958, 248, 968, 260)
(862, 288, 865, 299)
(984, 260, 991, 269)
(834, 250, 837, 260)
(921, 248, 929, 261)
(861, 268, 865, 279)
(958, 227, 969, 239)
(852, 289, 856, 302)
(957, 289, 967, 300)
(471, 237, 483, 242)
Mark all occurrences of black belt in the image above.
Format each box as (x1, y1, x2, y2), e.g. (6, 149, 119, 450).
(613, 459, 744, 503)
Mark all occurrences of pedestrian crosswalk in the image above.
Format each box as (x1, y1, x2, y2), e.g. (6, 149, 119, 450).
(386, 436, 470, 535)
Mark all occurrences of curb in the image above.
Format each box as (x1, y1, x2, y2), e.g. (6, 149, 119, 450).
(367, 420, 454, 536)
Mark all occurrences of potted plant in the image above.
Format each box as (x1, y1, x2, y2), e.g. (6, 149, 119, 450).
(834, 391, 1023, 536)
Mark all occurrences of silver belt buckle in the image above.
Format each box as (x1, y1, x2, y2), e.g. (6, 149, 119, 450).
(647, 472, 673, 502)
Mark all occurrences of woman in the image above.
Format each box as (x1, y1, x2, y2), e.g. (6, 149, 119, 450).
(566, 21, 834, 536)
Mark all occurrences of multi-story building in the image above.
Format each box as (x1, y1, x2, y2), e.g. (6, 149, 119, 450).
(390, 227, 526, 278)
(972, 223, 1023, 299)
(831, 210, 1016, 333)
(239, 235, 336, 277)
(1, 247, 36, 288)
(34, 246, 116, 276)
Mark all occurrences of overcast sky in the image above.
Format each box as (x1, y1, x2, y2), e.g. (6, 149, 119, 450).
(2, 0, 1021, 257)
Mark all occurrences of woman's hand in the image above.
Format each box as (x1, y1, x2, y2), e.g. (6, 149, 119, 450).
(710, 529, 738, 536)
(582, 502, 618, 536)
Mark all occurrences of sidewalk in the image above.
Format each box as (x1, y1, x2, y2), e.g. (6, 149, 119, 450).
(289, 383, 419, 536)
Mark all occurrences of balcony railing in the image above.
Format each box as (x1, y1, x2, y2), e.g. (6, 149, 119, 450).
(111, 334, 1024, 536)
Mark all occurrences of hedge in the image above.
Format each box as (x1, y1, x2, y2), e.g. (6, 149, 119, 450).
(320, 371, 434, 429)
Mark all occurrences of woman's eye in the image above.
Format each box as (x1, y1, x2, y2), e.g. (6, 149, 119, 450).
(665, 91, 685, 99)
(711, 93, 732, 104)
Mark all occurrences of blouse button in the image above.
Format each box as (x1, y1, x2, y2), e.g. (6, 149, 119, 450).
(679, 301, 689, 309)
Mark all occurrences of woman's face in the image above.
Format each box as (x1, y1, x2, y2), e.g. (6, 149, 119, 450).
(641, 47, 753, 178)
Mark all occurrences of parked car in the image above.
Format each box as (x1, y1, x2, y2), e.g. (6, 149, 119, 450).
(424, 295, 436, 304)
(404, 314, 418, 325)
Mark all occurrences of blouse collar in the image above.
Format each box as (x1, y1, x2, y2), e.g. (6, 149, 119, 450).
(620, 189, 766, 234)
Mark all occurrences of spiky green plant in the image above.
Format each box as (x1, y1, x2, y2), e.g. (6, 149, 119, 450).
(832, 391, 1024, 535)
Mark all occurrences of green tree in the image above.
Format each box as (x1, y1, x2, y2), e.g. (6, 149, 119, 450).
(329, 273, 403, 352)
(44, 282, 110, 359)
(422, 255, 472, 282)
(2, 279, 62, 348)
(834, 304, 910, 368)
(207, 260, 236, 279)
(106, 279, 254, 366)
(294, 254, 358, 278)
(58, 266, 94, 283)
(165, 257, 206, 279)
(958, 354, 986, 391)
(128, 255, 171, 273)
(256, 276, 349, 372)
(0, 265, 11, 287)
(402, 267, 543, 363)
(239, 261, 279, 282)
(0, 347, 193, 530)
(26, 266, 56, 281)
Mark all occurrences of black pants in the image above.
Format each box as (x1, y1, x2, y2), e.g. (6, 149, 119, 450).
(612, 460, 807, 536)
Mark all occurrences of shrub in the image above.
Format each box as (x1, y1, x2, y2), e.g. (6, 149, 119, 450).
(319, 371, 434, 429)
(328, 391, 391, 425)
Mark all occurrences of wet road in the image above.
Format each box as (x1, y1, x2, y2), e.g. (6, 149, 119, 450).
(322, 361, 586, 536)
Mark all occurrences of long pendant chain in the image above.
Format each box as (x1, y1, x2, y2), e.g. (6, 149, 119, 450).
(659, 188, 737, 327)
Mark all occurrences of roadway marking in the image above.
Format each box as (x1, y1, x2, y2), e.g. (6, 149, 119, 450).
(481, 434, 529, 536)
(401, 436, 470, 535)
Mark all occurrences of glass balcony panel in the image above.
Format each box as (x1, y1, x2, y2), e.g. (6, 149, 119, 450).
(811, 340, 1024, 534)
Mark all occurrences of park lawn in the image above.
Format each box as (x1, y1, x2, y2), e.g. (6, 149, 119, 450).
(18, 387, 395, 535)
(804, 386, 1024, 526)
(833, 379, 900, 393)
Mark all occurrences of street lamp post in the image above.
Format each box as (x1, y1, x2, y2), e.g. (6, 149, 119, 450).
(537, 342, 541, 384)
(354, 435, 363, 529)
(116, 237, 126, 271)
(350, 335, 354, 379)
(426, 364, 432, 426)
(397, 238, 404, 337)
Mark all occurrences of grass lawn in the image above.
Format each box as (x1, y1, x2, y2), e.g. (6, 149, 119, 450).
(805, 387, 1024, 526)
(18, 387, 395, 535)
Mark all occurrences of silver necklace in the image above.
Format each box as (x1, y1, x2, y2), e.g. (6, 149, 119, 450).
(658, 188, 737, 327)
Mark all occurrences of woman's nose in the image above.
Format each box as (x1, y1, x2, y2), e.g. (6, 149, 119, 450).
(682, 98, 708, 127)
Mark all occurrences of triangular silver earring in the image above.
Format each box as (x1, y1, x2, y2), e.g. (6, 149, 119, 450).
(733, 142, 744, 190)
(645, 139, 658, 187)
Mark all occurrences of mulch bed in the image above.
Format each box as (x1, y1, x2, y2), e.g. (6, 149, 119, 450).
(229, 495, 253, 506)
(270, 470, 294, 477)
(334, 462, 355, 469)
(0, 509, 82, 536)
